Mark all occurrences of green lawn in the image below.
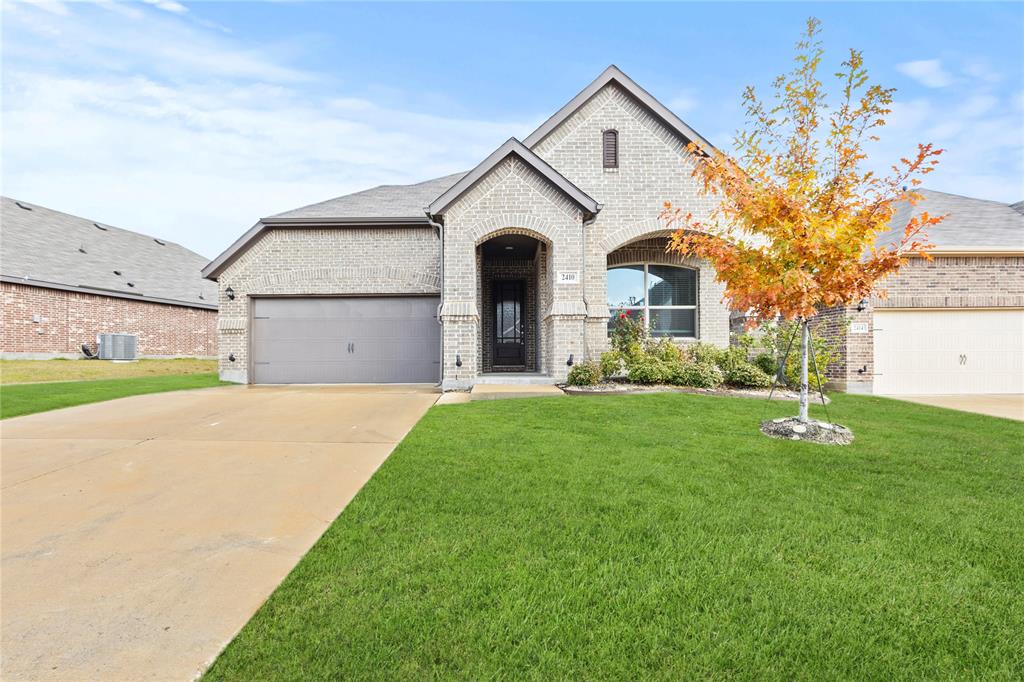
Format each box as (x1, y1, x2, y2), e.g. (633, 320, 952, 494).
(0, 358, 217, 384)
(0, 374, 223, 419)
(204, 393, 1024, 681)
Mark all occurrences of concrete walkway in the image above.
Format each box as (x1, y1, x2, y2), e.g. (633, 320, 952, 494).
(890, 394, 1024, 421)
(1, 385, 438, 681)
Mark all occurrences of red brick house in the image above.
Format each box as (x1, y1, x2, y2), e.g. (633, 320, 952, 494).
(2, 197, 217, 358)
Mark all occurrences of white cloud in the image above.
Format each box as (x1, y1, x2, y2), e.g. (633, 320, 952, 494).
(668, 90, 698, 114)
(1, 2, 534, 257)
(896, 59, 953, 88)
(142, 0, 187, 14)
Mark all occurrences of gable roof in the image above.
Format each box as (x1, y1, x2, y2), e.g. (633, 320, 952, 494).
(523, 65, 716, 153)
(1, 197, 217, 309)
(266, 172, 466, 224)
(427, 138, 601, 216)
(877, 189, 1024, 253)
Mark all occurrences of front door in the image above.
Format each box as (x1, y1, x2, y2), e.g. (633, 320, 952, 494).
(492, 280, 526, 367)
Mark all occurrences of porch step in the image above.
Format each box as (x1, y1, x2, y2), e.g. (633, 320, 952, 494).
(474, 373, 558, 386)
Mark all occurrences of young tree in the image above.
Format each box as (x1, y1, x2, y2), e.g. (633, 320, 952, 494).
(665, 17, 945, 424)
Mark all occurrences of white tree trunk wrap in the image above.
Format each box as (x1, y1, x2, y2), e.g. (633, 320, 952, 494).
(798, 319, 810, 422)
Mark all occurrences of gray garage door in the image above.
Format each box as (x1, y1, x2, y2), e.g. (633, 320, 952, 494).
(252, 297, 440, 384)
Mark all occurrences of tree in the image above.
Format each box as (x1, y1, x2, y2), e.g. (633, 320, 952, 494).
(664, 17, 945, 424)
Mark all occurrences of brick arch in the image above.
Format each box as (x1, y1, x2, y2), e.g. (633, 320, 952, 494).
(242, 265, 440, 293)
(599, 218, 675, 253)
(469, 214, 557, 246)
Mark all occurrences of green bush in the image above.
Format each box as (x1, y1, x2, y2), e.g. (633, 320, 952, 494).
(627, 355, 668, 385)
(757, 319, 840, 390)
(566, 361, 602, 387)
(687, 342, 726, 367)
(599, 350, 624, 379)
(753, 352, 777, 377)
(724, 362, 773, 389)
(648, 338, 684, 363)
(609, 311, 647, 353)
(674, 361, 724, 389)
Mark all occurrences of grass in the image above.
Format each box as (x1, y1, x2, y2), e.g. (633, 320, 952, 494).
(0, 358, 217, 384)
(204, 393, 1024, 681)
(0, 373, 222, 419)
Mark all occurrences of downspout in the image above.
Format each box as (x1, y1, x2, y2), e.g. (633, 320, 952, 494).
(425, 211, 445, 388)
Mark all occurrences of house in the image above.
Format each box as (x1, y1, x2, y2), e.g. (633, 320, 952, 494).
(203, 66, 728, 388)
(821, 190, 1024, 396)
(203, 66, 1022, 395)
(1, 197, 218, 358)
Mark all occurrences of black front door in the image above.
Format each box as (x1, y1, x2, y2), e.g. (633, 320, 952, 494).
(493, 280, 526, 367)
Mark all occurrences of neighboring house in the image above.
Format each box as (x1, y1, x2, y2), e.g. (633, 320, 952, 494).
(820, 189, 1024, 395)
(1, 197, 218, 358)
(204, 66, 728, 388)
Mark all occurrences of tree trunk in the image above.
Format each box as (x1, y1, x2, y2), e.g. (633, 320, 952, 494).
(798, 318, 810, 422)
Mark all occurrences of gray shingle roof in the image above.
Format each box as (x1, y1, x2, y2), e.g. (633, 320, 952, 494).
(1, 196, 217, 308)
(267, 172, 466, 221)
(878, 189, 1024, 251)
(1011, 200, 1024, 216)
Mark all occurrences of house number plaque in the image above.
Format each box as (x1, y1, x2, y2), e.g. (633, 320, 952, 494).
(558, 271, 579, 284)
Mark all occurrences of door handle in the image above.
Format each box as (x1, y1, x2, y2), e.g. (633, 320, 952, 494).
(959, 354, 967, 365)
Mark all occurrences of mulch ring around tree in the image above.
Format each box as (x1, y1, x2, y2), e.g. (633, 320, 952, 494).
(560, 382, 831, 404)
(760, 416, 854, 446)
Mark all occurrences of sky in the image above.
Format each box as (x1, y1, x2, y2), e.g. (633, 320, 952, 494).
(2, 1, 1023, 259)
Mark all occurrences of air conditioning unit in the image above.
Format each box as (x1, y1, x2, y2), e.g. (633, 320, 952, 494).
(97, 333, 138, 360)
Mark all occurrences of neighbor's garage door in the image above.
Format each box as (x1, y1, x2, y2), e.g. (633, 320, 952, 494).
(873, 309, 1024, 395)
(251, 297, 440, 384)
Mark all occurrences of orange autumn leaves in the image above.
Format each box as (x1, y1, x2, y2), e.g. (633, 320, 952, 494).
(665, 17, 944, 326)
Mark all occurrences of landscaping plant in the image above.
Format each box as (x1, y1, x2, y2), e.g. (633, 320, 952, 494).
(665, 17, 944, 424)
(566, 361, 602, 387)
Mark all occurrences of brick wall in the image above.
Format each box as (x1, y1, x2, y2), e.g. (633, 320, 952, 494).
(2, 281, 216, 357)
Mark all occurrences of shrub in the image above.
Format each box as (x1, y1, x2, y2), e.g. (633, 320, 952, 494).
(663, 359, 691, 386)
(758, 320, 840, 390)
(609, 311, 647, 354)
(627, 355, 668, 385)
(753, 352, 777, 378)
(687, 342, 726, 367)
(717, 344, 751, 373)
(724, 362, 773, 389)
(599, 350, 624, 379)
(648, 338, 684, 363)
(566, 361, 602, 386)
(675, 361, 724, 389)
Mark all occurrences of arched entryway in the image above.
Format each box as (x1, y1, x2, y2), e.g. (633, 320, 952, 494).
(476, 231, 549, 373)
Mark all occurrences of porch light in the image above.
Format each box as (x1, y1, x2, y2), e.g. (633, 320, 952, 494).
(567, 353, 574, 367)
(856, 298, 868, 311)
(226, 287, 235, 300)
(228, 353, 236, 362)
(456, 354, 463, 368)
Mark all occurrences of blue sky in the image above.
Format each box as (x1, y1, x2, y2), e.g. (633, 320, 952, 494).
(3, 1, 1022, 258)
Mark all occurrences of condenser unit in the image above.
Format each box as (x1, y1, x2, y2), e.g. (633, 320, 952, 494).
(97, 333, 138, 360)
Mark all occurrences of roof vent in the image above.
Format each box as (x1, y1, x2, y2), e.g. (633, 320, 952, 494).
(113, 270, 122, 276)
(94, 222, 108, 231)
(15, 201, 32, 211)
(198, 292, 205, 300)
(154, 238, 166, 246)
(78, 245, 87, 254)
(126, 282, 136, 288)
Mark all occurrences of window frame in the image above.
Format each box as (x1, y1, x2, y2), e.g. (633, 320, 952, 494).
(602, 129, 619, 169)
(607, 262, 699, 339)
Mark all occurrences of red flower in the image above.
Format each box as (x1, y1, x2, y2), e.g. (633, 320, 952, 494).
(620, 313, 627, 319)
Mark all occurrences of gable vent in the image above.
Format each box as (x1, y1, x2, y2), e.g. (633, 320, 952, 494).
(602, 129, 619, 169)
(15, 201, 32, 211)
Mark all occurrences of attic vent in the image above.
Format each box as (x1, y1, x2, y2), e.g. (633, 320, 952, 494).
(15, 201, 32, 211)
(113, 270, 122, 276)
(154, 238, 165, 246)
(94, 222, 108, 231)
(602, 129, 618, 169)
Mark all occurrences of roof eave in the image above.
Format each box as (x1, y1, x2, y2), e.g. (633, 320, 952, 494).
(427, 137, 601, 217)
(1, 275, 217, 310)
(522, 65, 716, 154)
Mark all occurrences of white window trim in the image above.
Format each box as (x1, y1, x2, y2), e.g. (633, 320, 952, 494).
(608, 262, 699, 340)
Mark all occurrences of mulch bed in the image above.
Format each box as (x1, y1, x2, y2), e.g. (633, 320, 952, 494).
(560, 381, 831, 404)
(760, 416, 854, 445)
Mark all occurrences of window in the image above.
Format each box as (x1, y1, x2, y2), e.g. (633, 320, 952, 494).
(608, 264, 697, 337)
(602, 129, 618, 168)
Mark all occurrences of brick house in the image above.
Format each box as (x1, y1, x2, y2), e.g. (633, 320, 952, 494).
(203, 66, 1022, 394)
(2, 197, 217, 358)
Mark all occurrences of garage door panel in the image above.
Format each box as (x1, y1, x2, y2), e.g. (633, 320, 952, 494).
(252, 297, 440, 384)
(874, 310, 1024, 395)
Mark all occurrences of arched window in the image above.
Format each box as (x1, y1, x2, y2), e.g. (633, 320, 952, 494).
(602, 129, 618, 169)
(607, 263, 697, 338)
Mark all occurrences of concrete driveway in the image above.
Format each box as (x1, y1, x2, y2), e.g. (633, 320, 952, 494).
(1, 385, 438, 681)
(889, 394, 1024, 421)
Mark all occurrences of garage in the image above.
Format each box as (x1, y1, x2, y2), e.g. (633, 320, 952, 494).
(873, 309, 1024, 395)
(251, 297, 440, 384)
